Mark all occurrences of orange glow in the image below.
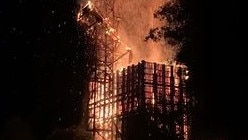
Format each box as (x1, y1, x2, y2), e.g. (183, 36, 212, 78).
(125, 46, 131, 51)
(79, 0, 178, 69)
(77, 0, 190, 140)
(87, 65, 189, 140)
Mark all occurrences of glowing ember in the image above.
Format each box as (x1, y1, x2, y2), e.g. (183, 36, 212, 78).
(85, 1, 93, 10)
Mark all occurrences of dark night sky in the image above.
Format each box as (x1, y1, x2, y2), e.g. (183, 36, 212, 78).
(0, 0, 247, 139)
(193, 0, 247, 139)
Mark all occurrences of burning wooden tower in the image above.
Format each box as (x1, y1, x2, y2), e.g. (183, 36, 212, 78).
(77, 1, 192, 140)
(116, 61, 190, 140)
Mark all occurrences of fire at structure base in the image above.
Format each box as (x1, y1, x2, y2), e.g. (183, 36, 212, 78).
(88, 61, 191, 140)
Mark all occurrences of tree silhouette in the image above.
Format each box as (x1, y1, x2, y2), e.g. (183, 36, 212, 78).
(146, 0, 193, 47)
(146, 0, 203, 138)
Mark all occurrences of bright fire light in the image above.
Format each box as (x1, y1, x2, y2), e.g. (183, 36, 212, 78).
(77, 0, 190, 140)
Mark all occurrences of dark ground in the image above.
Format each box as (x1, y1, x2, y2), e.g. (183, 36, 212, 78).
(0, 0, 247, 139)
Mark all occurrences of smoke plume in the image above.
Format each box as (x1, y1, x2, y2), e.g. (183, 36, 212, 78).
(113, 0, 179, 65)
(80, 0, 180, 68)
